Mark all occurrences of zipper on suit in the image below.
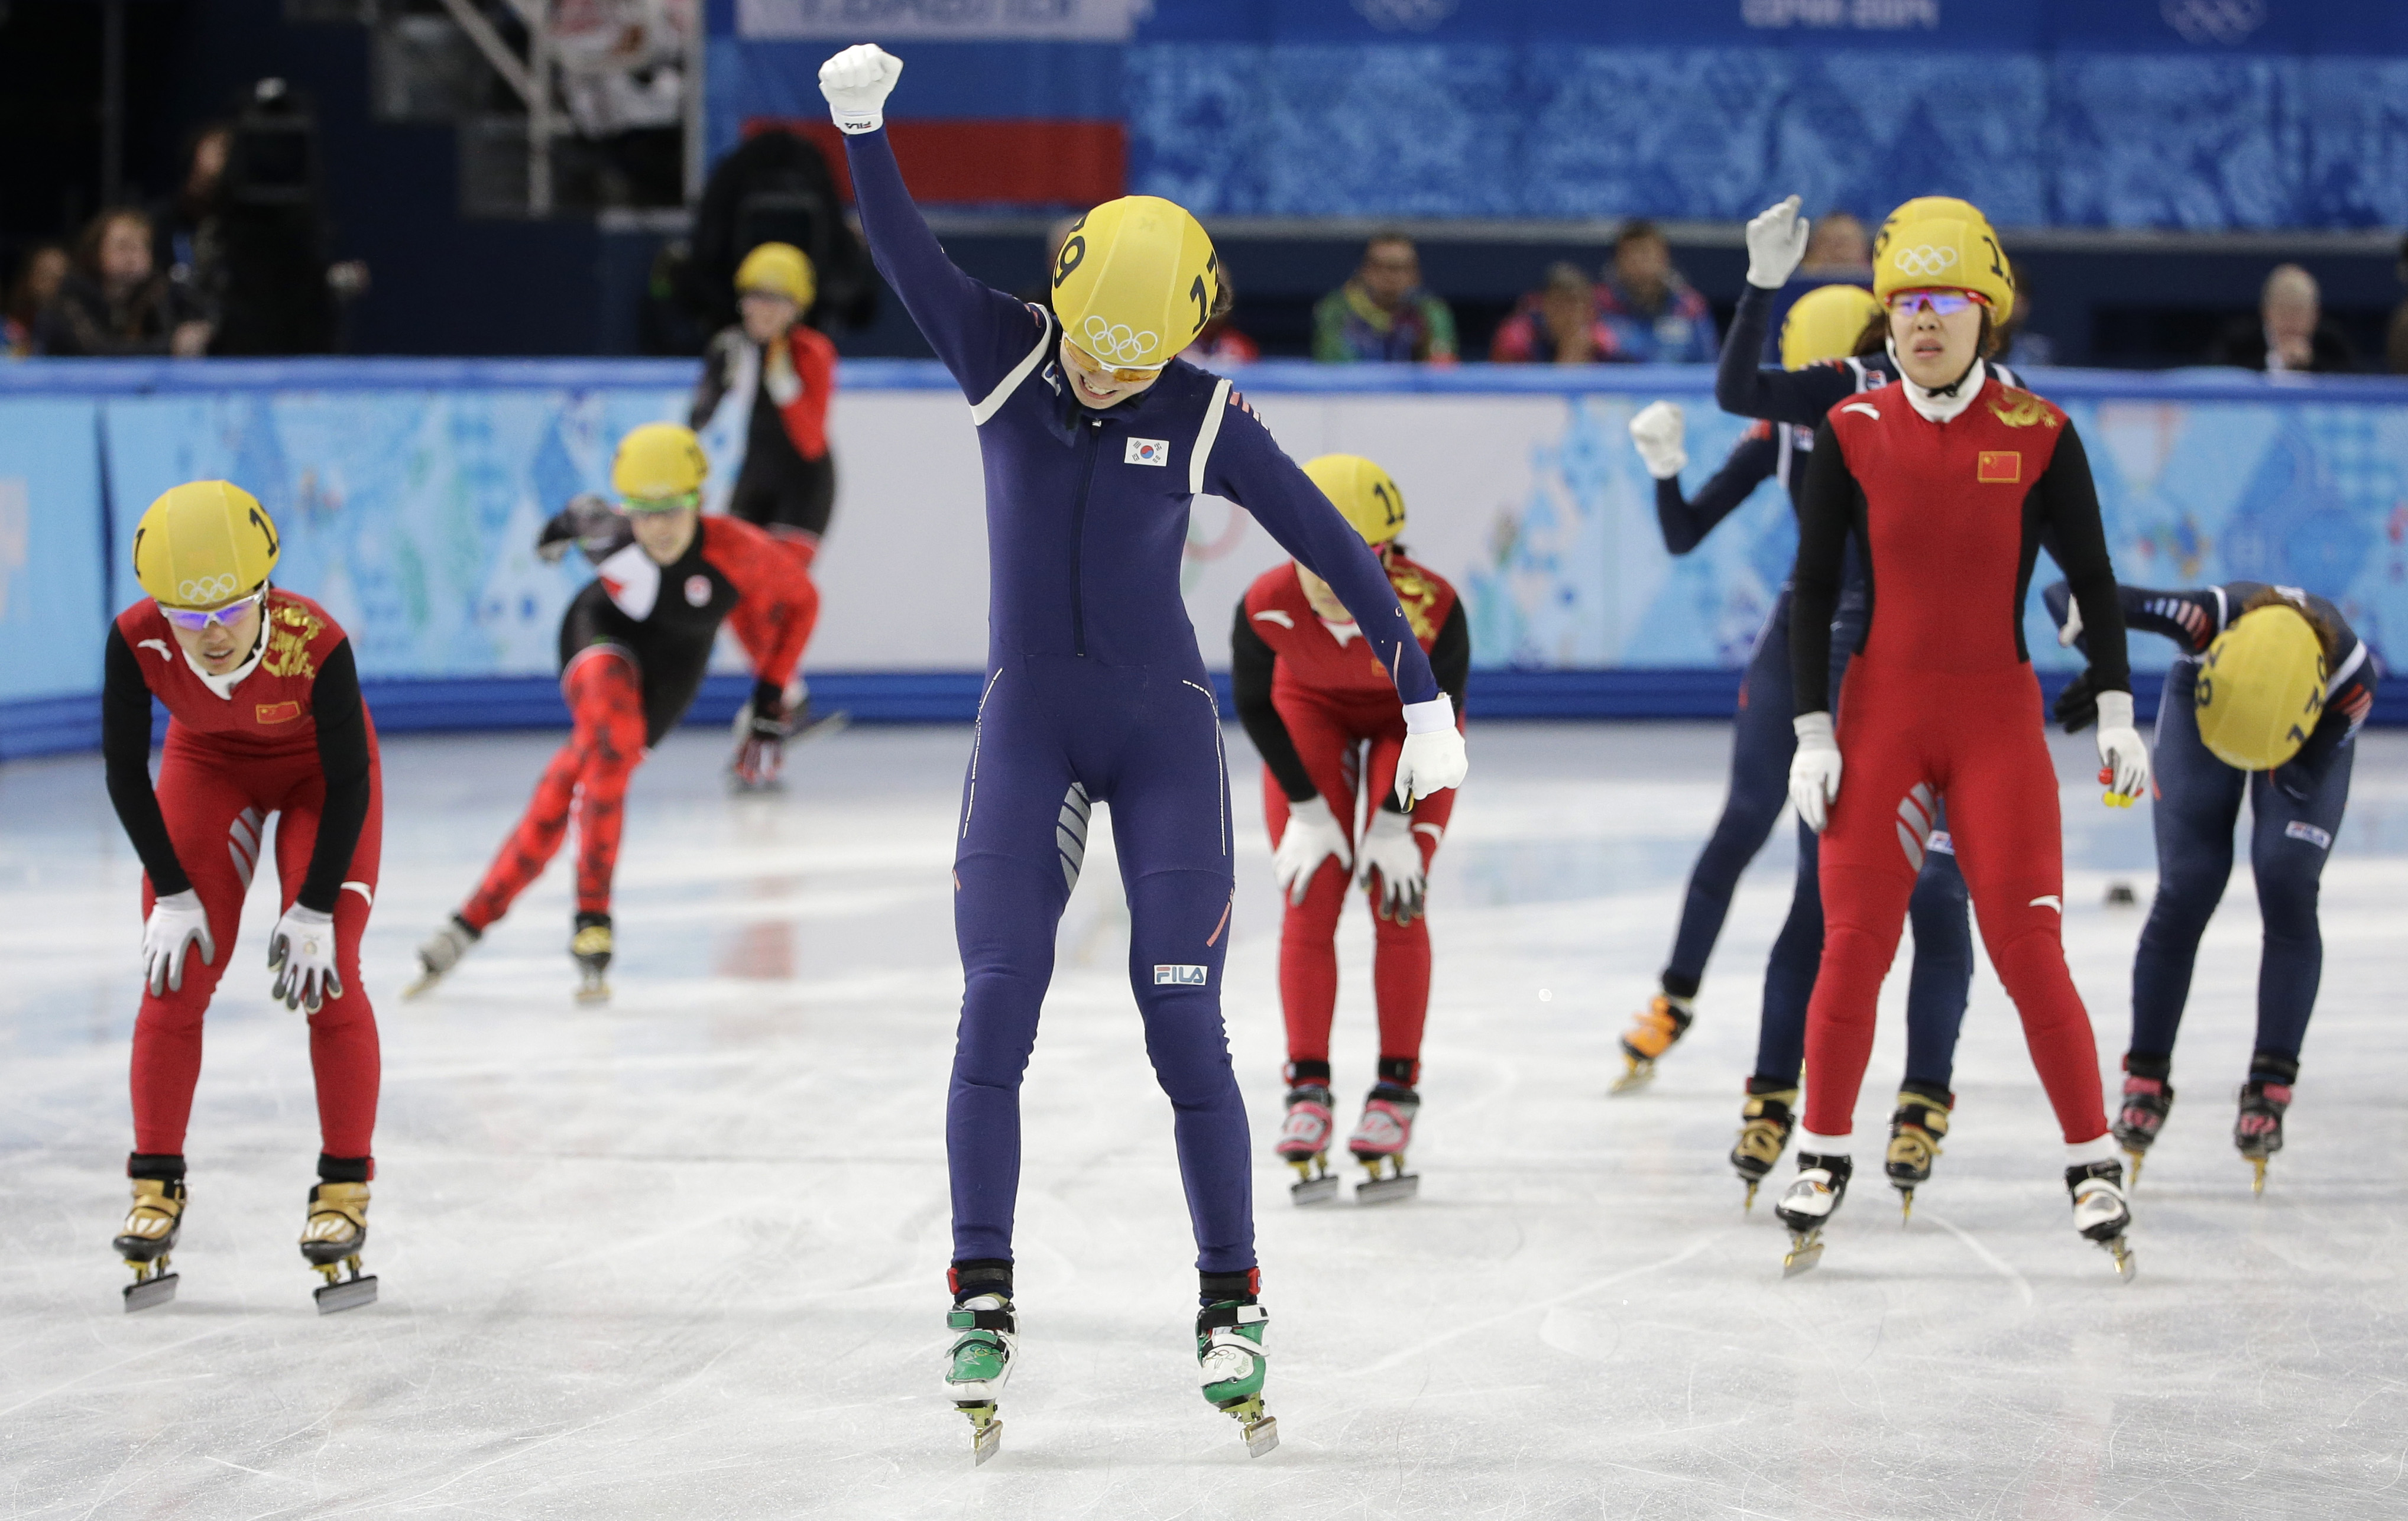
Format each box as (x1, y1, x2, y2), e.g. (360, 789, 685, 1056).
(1071, 417, 1101, 656)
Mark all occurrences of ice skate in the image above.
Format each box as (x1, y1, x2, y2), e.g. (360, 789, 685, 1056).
(1197, 1300, 1278, 1456)
(2112, 1071, 2175, 1184)
(2234, 1079, 2290, 1195)
(2067, 1160, 2135, 1280)
(115, 1178, 185, 1312)
(1731, 1082, 1797, 1208)
(1611, 993, 1693, 1093)
(944, 1293, 1015, 1465)
(1774, 1153, 1850, 1276)
(300, 1182, 378, 1312)
(1884, 1088, 1951, 1221)
(402, 914, 480, 1000)
(1347, 1084, 1419, 1205)
(1275, 1085, 1339, 1205)
(571, 912, 613, 1003)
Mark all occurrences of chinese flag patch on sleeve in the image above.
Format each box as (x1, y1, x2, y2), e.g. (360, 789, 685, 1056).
(1977, 450, 2022, 484)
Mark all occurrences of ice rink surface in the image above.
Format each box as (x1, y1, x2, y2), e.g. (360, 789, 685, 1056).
(4, 719, 2406, 1520)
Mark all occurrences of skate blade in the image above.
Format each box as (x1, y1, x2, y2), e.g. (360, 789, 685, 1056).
(1896, 1186, 1915, 1224)
(1609, 1058, 1656, 1095)
(795, 710, 851, 743)
(1289, 1173, 1340, 1207)
(314, 1273, 379, 1314)
(122, 1271, 178, 1313)
(2124, 1149, 2146, 1186)
(1243, 1414, 1280, 1457)
(2101, 1237, 2137, 1282)
(1781, 1234, 1825, 1277)
(1354, 1172, 1419, 1207)
(964, 1411, 1002, 1466)
(400, 971, 444, 1001)
(2250, 1157, 2267, 1195)
(575, 978, 611, 1006)
(1741, 1179, 1759, 1211)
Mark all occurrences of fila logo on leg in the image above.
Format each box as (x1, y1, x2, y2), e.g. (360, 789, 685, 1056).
(1126, 437, 1169, 466)
(2285, 821, 2332, 850)
(1153, 964, 1208, 985)
(1977, 450, 2022, 484)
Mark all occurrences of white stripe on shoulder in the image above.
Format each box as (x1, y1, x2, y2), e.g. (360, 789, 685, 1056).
(1252, 609, 1295, 629)
(2211, 585, 2229, 633)
(1190, 378, 1234, 495)
(969, 310, 1055, 427)
(2329, 639, 2368, 697)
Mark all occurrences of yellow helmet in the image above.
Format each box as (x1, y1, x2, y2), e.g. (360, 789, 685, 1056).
(1780, 284, 1883, 369)
(1875, 196, 1992, 248)
(1873, 212, 2015, 326)
(1302, 453, 1406, 548)
(611, 423, 708, 509)
(132, 480, 280, 609)
(2194, 604, 2329, 770)
(1051, 195, 1219, 373)
(735, 242, 816, 308)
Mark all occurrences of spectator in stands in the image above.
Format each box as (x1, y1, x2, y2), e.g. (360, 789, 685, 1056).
(4, 243, 69, 358)
(2212, 264, 2357, 374)
(36, 209, 212, 358)
(2387, 235, 2408, 375)
(1314, 232, 1457, 364)
(1798, 210, 1871, 279)
(1490, 262, 1621, 364)
(153, 121, 233, 322)
(1595, 220, 1718, 365)
(1996, 257, 2056, 368)
(1184, 258, 1260, 366)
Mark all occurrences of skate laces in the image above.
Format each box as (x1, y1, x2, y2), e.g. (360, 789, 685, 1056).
(121, 1181, 183, 1237)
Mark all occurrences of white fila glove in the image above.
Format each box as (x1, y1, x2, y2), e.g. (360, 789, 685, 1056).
(1357, 807, 1428, 926)
(1745, 194, 1809, 290)
(818, 44, 902, 135)
(141, 888, 216, 997)
(1628, 400, 1687, 479)
(1395, 693, 1467, 806)
(1788, 711, 1843, 833)
(1272, 793, 1352, 906)
(268, 904, 342, 1014)
(2094, 689, 2150, 808)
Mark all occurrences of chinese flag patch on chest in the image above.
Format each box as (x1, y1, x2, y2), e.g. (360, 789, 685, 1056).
(255, 700, 303, 725)
(1977, 450, 2022, 484)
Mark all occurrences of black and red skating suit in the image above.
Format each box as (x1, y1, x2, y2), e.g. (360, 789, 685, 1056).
(692, 321, 839, 565)
(1790, 372, 2132, 1146)
(460, 509, 815, 930)
(102, 591, 383, 1163)
(1231, 550, 1469, 1085)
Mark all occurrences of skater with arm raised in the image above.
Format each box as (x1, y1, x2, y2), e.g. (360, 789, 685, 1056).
(816, 43, 1466, 1461)
(1778, 205, 2147, 1277)
(102, 482, 384, 1312)
(406, 424, 814, 1002)
(2046, 579, 2375, 1191)
(1230, 454, 1469, 1208)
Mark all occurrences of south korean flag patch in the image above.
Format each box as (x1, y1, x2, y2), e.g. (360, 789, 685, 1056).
(1126, 437, 1169, 467)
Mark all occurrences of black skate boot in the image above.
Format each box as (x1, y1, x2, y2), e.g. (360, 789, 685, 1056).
(1274, 1068, 1339, 1206)
(1612, 990, 1694, 1094)
(2112, 1055, 2174, 1183)
(571, 911, 613, 1004)
(115, 1159, 186, 1312)
(1884, 1084, 1952, 1221)
(2235, 1054, 2296, 1195)
(2067, 1159, 2135, 1280)
(1730, 1078, 1798, 1209)
(301, 1167, 378, 1313)
(1774, 1153, 1850, 1277)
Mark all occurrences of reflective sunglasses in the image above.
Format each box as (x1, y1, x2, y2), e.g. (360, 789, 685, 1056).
(157, 587, 265, 632)
(1886, 288, 1990, 317)
(620, 491, 700, 515)
(1064, 340, 1163, 386)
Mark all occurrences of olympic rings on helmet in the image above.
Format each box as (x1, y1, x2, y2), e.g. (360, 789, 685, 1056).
(1081, 314, 1161, 365)
(1889, 245, 1960, 278)
(177, 572, 241, 605)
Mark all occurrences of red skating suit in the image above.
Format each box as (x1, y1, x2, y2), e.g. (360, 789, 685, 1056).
(104, 591, 384, 1163)
(1791, 375, 2134, 1146)
(1233, 550, 1468, 1084)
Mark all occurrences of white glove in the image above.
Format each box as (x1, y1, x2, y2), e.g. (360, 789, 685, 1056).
(141, 888, 216, 997)
(1789, 711, 1843, 833)
(268, 904, 343, 1014)
(2094, 689, 2150, 807)
(1745, 194, 1809, 289)
(1356, 807, 1428, 925)
(1396, 694, 1467, 806)
(1628, 400, 1687, 479)
(1272, 794, 1352, 906)
(818, 44, 902, 135)
(2057, 594, 2084, 647)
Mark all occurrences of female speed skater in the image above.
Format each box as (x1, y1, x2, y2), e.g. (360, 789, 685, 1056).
(405, 423, 816, 1003)
(2047, 578, 2376, 1192)
(815, 44, 1466, 1460)
(102, 481, 384, 1314)
(1229, 453, 1469, 1208)
(1777, 202, 2150, 1279)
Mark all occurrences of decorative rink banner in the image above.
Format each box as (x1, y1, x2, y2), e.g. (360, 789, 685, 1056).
(2, 359, 2406, 753)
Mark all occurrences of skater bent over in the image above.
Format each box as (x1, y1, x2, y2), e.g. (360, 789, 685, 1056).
(407, 424, 815, 1003)
(102, 482, 384, 1312)
(2047, 578, 2375, 1192)
(815, 44, 1467, 1460)
(1779, 203, 2148, 1277)
(1230, 454, 1469, 1207)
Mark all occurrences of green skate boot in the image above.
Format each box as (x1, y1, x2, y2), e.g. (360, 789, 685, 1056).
(1197, 1299, 1278, 1456)
(944, 1294, 1015, 1465)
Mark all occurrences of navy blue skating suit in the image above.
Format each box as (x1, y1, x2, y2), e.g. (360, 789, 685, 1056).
(845, 128, 1440, 1279)
(2046, 579, 2376, 1088)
